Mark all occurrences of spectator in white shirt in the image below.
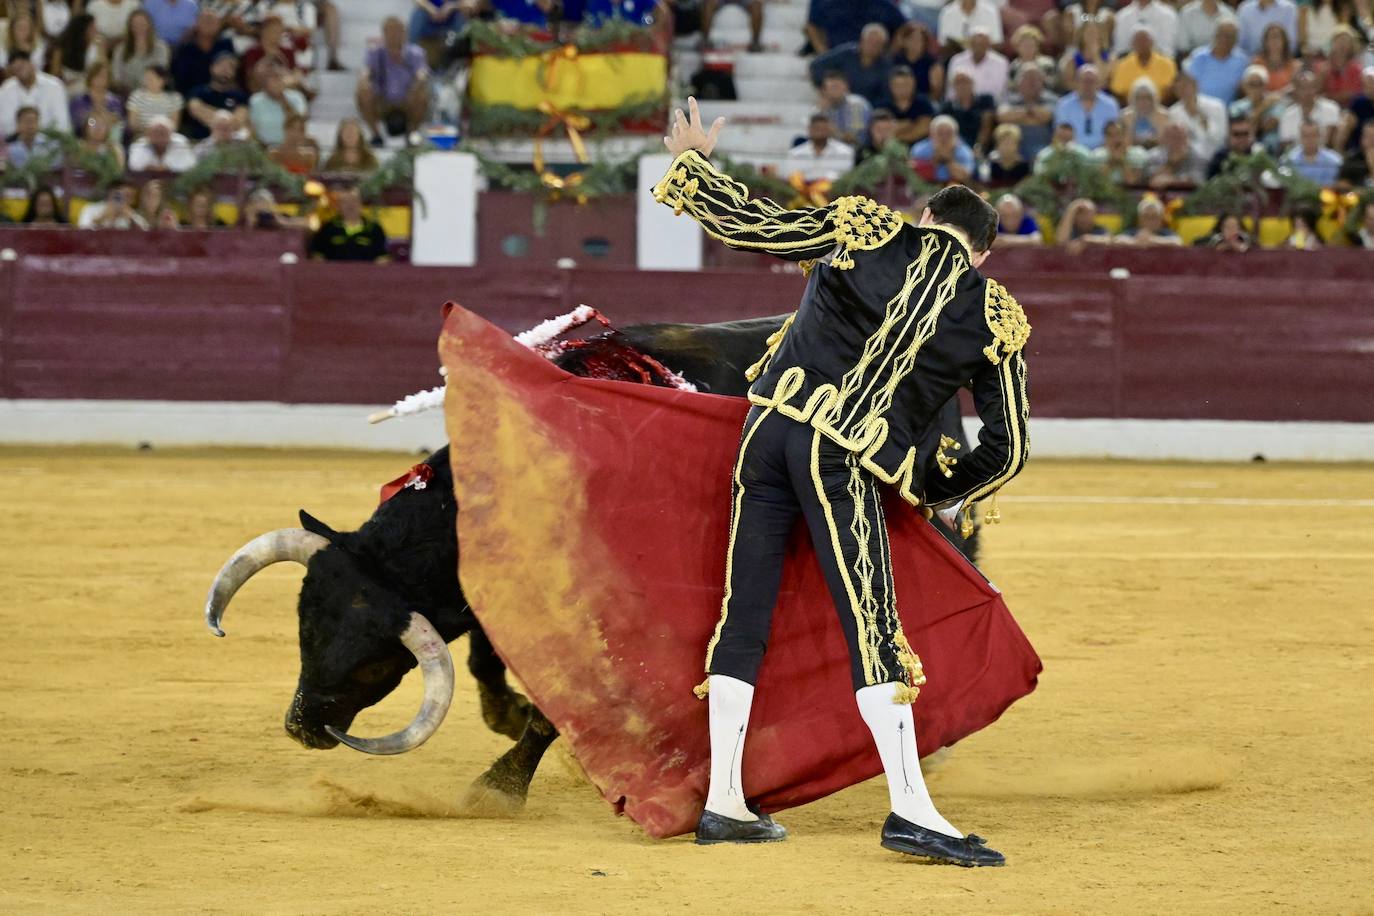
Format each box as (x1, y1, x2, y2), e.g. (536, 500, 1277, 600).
(77, 180, 150, 229)
(1278, 70, 1342, 147)
(0, 50, 72, 136)
(1113, 0, 1180, 58)
(128, 115, 197, 172)
(946, 27, 1010, 103)
(87, 0, 136, 42)
(1178, 0, 1238, 55)
(938, 0, 1003, 49)
(1168, 72, 1228, 158)
(785, 113, 856, 182)
(193, 107, 246, 159)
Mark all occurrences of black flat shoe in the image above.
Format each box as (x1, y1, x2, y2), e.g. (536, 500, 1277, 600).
(695, 808, 788, 845)
(880, 813, 1005, 866)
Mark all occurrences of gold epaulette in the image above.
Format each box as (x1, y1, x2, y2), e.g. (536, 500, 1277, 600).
(982, 280, 1031, 365)
(828, 195, 904, 270)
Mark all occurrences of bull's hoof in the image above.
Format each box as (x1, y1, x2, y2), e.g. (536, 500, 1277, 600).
(479, 689, 533, 741)
(459, 770, 527, 818)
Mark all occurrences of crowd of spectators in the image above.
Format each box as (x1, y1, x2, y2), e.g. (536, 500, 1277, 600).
(0, 1, 402, 258)
(786, 0, 1374, 247)
(3, 0, 1373, 253)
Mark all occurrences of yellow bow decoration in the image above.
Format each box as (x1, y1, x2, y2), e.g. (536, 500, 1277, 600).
(1319, 187, 1361, 225)
(539, 169, 588, 205)
(532, 99, 591, 176)
(786, 171, 832, 208)
(539, 42, 581, 92)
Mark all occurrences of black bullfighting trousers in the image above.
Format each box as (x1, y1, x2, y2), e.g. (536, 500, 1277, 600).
(705, 404, 917, 692)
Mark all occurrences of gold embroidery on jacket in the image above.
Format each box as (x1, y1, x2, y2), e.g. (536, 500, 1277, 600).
(955, 350, 1030, 532)
(652, 151, 903, 267)
(935, 435, 961, 477)
(743, 312, 796, 382)
(983, 280, 1031, 365)
(827, 232, 942, 422)
(741, 235, 977, 508)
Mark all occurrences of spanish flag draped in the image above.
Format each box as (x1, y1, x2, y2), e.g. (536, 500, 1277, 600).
(468, 45, 666, 111)
(440, 303, 1041, 839)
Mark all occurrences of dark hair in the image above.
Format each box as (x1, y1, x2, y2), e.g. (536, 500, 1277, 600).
(15, 105, 39, 121)
(821, 69, 847, 83)
(927, 185, 998, 253)
(59, 13, 96, 72)
(1210, 211, 1251, 236)
(808, 112, 830, 124)
(22, 185, 66, 224)
(870, 108, 895, 121)
(1291, 204, 1320, 227)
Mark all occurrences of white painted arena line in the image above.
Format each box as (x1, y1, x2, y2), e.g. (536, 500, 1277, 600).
(994, 552, 1374, 561)
(4, 400, 1374, 461)
(1001, 495, 1374, 508)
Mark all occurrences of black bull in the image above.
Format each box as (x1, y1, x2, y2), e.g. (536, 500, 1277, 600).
(204, 314, 980, 812)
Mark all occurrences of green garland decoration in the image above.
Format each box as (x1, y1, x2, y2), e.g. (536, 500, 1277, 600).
(463, 142, 640, 234)
(1342, 187, 1374, 239)
(467, 94, 667, 139)
(461, 18, 655, 59)
(357, 143, 430, 215)
(1012, 148, 1136, 226)
(172, 141, 306, 199)
(0, 129, 123, 193)
(1178, 150, 1321, 217)
(830, 140, 938, 199)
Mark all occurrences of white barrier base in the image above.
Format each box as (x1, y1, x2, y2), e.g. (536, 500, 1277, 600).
(1, 400, 1372, 461)
(0, 399, 446, 452)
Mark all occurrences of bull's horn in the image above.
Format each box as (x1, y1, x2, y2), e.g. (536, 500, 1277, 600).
(204, 529, 330, 636)
(325, 613, 455, 755)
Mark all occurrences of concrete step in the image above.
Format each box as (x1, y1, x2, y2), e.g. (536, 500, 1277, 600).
(468, 135, 652, 165)
(732, 53, 810, 79)
(736, 76, 814, 103)
(714, 128, 806, 157)
(695, 98, 816, 125)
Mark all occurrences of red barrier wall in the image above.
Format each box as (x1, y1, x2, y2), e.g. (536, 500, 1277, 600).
(2, 249, 1370, 422)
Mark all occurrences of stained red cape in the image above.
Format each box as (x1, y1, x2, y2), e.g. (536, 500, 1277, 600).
(440, 303, 1041, 839)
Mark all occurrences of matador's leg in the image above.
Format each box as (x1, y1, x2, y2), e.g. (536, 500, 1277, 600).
(790, 426, 960, 839)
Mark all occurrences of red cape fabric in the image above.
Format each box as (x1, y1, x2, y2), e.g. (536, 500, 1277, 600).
(439, 303, 1041, 839)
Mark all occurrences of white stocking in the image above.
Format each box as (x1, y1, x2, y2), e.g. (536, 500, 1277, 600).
(703, 674, 756, 821)
(856, 682, 960, 838)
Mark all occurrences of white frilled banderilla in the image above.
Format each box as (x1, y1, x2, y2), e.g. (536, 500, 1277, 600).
(367, 305, 697, 425)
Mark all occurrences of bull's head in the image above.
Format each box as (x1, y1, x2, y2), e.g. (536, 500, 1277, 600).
(203, 511, 455, 755)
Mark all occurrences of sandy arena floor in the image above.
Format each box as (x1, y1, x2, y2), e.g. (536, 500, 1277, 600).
(2, 447, 1371, 914)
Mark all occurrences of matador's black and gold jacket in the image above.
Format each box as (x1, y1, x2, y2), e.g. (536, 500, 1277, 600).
(653, 150, 1031, 524)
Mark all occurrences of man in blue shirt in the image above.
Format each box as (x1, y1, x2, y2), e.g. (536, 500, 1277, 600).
(144, 0, 200, 46)
(910, 114, 975, 181)
(1184, 21, 1248, 102)
(6, 106, 57, 168)
(1236, 0, 1297, 56)
(1283, 120, 1344, 184)
(1053, 64, 1120, 150)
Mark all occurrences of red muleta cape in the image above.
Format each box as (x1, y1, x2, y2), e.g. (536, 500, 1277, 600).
(439, 303, 1041, 839)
